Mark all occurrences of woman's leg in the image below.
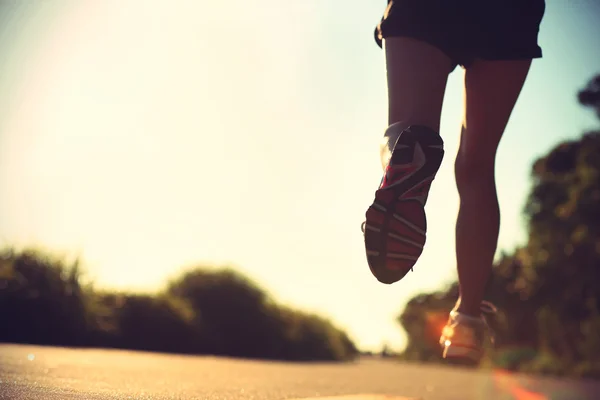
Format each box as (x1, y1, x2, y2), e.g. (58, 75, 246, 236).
(364, 37, 451, 284)
(453, 59, 532, 316)
(380, 37, 452, 170)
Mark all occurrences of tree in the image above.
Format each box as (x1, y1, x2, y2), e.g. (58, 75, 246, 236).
(518, 73, 600, 368)
(396, 74, 600, 377)
(578, 74, 600, 118)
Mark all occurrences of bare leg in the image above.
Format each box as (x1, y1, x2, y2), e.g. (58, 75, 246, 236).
(454, 59, 532, 316)
(380, 37, 452, 170)
(364, 37, 452, 284)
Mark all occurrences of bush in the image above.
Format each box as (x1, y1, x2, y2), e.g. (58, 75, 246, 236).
(93, 292, 203, 354)
(0, 249, 358, 361)
(519, 352, 570, 377)
(168, 268, 281, 358)
(394, 74, 600, 378)
(0, 248, 89, 346)
(168, 268, 358, 361)
(273, 306, 358, 361)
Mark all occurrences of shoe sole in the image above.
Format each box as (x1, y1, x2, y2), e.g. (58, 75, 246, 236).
(443, 345, 482, 367)
(364, 126, 444, 284)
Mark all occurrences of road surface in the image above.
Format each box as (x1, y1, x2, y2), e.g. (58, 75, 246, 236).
(0, 344, 598, 400)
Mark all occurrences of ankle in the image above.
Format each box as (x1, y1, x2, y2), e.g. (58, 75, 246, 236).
(455, 305, 482, 319)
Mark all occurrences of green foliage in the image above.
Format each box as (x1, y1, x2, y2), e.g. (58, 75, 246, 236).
(578, 74, 600, 118)
(524, 130, 600, 307)
(96, 292, 203, 354)
(0, 251, 358, 362)
(273, 306, 358, 361)
(167, 268, 357, 361)
(167, 268, 275, 357)
(0, 248, 89, 346)
(515, 74, 600, 371)
(396, 74, 600, 378)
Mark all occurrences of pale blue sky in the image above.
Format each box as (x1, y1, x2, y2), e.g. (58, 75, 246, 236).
(0, 0, 598, 352)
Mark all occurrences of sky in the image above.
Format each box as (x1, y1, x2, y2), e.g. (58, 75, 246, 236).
(0, 0, 599, 352)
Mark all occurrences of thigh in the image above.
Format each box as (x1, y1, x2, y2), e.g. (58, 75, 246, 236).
(460, 59, 532, 160)
(384, 37, 452, 128)
(380, 37, 452, 168)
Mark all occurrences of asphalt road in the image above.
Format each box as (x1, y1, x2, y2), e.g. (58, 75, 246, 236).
(0, 345, 598, 400)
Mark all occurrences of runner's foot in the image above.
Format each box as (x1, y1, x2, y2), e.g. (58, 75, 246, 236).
(439, 301, 498, 366)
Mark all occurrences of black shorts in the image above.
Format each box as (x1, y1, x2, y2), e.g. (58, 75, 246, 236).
(375, 0, 545, 71)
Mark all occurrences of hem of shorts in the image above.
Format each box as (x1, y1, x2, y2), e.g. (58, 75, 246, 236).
(476, 49, 543, 61)
(375, 30, 459, 72)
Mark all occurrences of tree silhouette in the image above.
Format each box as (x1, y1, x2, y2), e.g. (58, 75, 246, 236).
(397, 74, 600, 377)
